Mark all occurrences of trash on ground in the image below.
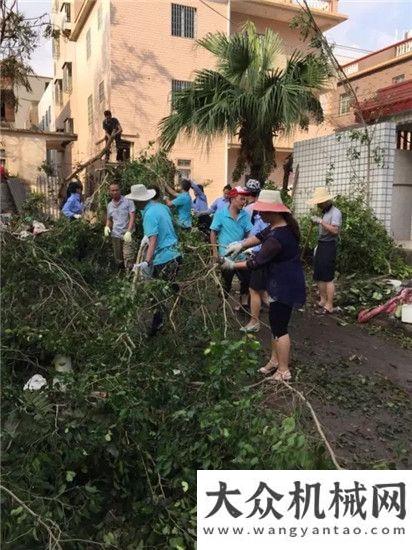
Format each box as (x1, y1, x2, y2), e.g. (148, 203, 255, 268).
(23, 374, 48, 391)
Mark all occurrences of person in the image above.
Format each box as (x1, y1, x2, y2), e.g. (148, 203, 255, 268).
(210, 186, 252, 310)
(164, 179, 192, 230)
(222, 190, 306, 381)
(307, 186, 342, 314)
(61, 181, 84, 220)
(241, 179, 269, 333)
(125, 184, 181, 336)
(209, 184, 232, 214)
(190, 179, 211, 234)
(104, 182, 136, 270)
(103, 110, 123, 162)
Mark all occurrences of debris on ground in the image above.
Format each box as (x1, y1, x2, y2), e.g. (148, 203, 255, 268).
(358, 287, 412, 323)
(23, 374, 48, 391)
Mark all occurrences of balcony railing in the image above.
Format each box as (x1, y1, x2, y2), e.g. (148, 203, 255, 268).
(396, 40, 412, 57)
(291, 0, 335, 12)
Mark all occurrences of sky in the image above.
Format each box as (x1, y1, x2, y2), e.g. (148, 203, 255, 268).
(19, 0, 412, 77)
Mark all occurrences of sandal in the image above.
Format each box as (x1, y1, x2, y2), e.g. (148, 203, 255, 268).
(314, 307, 333, 315)
(259, 359, 278, 375)
(269, 369, 292, 382)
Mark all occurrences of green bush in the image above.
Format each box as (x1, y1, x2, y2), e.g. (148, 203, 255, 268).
(300, 195, 411, 277)
(1, 222, 331, 549)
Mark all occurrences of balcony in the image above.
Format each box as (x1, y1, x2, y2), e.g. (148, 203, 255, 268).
(230, 0, 346, 31)
(341, 37, 412, 79)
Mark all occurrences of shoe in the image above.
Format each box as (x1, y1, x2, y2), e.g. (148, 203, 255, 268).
(240, 322, 260, 333)
(259, 359, 278, 375)
(269, 369, 292, 382)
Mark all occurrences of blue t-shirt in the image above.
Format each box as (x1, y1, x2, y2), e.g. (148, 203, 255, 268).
(142, 201, 180, 266)
(172, 192, 192, 228)
(209, 196, 229, 214)
(191, 182, 209, 214)
(62, 193, 84, 219)
(245, 203, 269, 253)
(210, 206, 253, 257)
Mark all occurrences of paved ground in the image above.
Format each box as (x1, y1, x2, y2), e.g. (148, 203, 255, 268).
(254, 309, 412, 469)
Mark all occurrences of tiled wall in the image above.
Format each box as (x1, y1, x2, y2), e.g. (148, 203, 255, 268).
(293, 121, 397, 232)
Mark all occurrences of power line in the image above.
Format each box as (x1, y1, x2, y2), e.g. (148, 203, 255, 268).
(198, 0, 231, 23)
(332, 43, 373, 53)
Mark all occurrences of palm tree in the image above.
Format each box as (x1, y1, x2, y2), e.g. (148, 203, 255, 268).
(159, 22, 331, 184)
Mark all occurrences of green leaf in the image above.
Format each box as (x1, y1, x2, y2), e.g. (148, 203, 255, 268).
(65, 470, 76, 482)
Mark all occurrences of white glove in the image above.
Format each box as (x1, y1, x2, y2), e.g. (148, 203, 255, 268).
(140, 235, 149, 247)
(225, 241, 243, 257)
(73, 214, 81, 219)
(163, 196, 168, 202)
(220, 257, 235, 270)
(311, 216, 322, 224)
(104, 226, 111, 237)
(133, 261, 153, 279)
(123, 230, 132, 243)
(244, 248, 254, 257)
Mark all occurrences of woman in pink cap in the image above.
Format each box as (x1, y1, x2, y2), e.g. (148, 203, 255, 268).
(222, 190, 306, 381)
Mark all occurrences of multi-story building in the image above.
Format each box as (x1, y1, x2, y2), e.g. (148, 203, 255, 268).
(50, 0, 346, 197)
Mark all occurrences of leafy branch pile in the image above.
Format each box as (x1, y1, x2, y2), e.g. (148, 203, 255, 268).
(1, 218, 331, 549)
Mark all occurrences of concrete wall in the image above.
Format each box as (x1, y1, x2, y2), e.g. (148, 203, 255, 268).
(391, 149, 412, 240)
(14, 75, 51, 129)
(0, 130, 47, 184)
(293, 121, 397, 232)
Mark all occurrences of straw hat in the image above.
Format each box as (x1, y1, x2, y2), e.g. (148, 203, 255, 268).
(125, 184, 156, 202)
(253, 190, 290, 213)
(307, 186, 334, 206)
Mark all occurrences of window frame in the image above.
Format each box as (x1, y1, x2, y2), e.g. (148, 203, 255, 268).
(87, 94, 93, 126)
(86, 29, 91, 59)
(98, 81, 105, 103)
(171, 4, 196, 39)
(339, 92, 351, 115)
(171, 79, 191, 109)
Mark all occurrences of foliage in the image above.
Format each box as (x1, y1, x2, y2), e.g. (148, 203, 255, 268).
(300, 195, 411, 277)
(159, 22, 331, 183)
(38, 160, 54, 177)
(0, 0, 50, 91)
(1, 217, 332, 549)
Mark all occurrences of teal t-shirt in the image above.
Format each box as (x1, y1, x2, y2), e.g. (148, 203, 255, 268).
(172, 192, 192, 228)
(142, 201, 180, 266)
(210, 206, 253, 257)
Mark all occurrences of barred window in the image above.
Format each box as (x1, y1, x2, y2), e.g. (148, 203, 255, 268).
(171, 79, 191, 108)
(392, 74, 405, 84)
(97, 5, 102, 29)
(62, 62, 72, 93)
(64, 117, 74, 133)
(98, 81, 104, 103)
(339, 92, 351, 115)
(171, 4, 196, 38)
(86, 29, 91, 59)
(87, 95, 93, 125)
(176, 159, 192, 180)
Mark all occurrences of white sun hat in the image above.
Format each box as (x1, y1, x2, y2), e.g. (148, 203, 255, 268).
(125, 184, 156, 202)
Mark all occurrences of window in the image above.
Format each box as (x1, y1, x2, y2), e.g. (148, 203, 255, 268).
(87, 95, 93, 125)
(97, 5, 102, 29)
(171, 4, 196, 38)
(98, 81, 105, 103)
(45, 110, 49, 128)
(63, 62, 72, 93)
(86, 29, 91, 59)
(176, 158, 192, 180)
(171, 79, 191, 108)
(52, 36, 60, 59)
(339, 92, 351, 115)
(392, 74, 405, 84)
(0, 148, 6, 167)
(54, 79, 63, 106)
(61, 2, 71, 22)
(64, 117, 74, 133)
(48, 106, 51, 126)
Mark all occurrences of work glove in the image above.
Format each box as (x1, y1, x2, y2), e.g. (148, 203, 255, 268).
(244, 248, 254, 258)
(220, 257, 235, 271)
(225, 241, 243, 257)
(73, 214, 81, 219)
(140, 235, 149, 247)
(311, 216, 322, 224)
(104, 226, 111, 237)
(123, 230, 132, 243)
(133, 261, 153, 280)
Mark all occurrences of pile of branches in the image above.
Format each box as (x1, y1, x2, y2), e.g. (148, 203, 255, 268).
(1, 219, 332, 549)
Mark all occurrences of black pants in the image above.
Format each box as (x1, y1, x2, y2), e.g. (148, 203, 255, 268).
(269, 301, 292, 338)
(313, 241, 337, 282)
(221, 269, 250, 297)
(149, 257, 182, 335)
(104, 135, 122, 161)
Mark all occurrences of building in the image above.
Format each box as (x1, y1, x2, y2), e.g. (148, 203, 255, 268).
(50, 0, 346, 197)
(293, 34, 412, 244)
(0, 72, 76, 187)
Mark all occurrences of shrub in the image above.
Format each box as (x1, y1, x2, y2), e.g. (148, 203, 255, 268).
(300, 195, 411, 277)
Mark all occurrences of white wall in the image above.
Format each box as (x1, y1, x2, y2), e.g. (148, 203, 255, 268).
(14, 75, 51, 129)
(391, 149, 412, 240)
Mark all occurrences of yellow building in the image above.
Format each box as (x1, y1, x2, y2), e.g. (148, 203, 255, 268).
(51, 0, 346, 197)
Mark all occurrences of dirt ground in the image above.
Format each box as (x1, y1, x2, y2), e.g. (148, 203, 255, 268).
(255, 309, 412, 469)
